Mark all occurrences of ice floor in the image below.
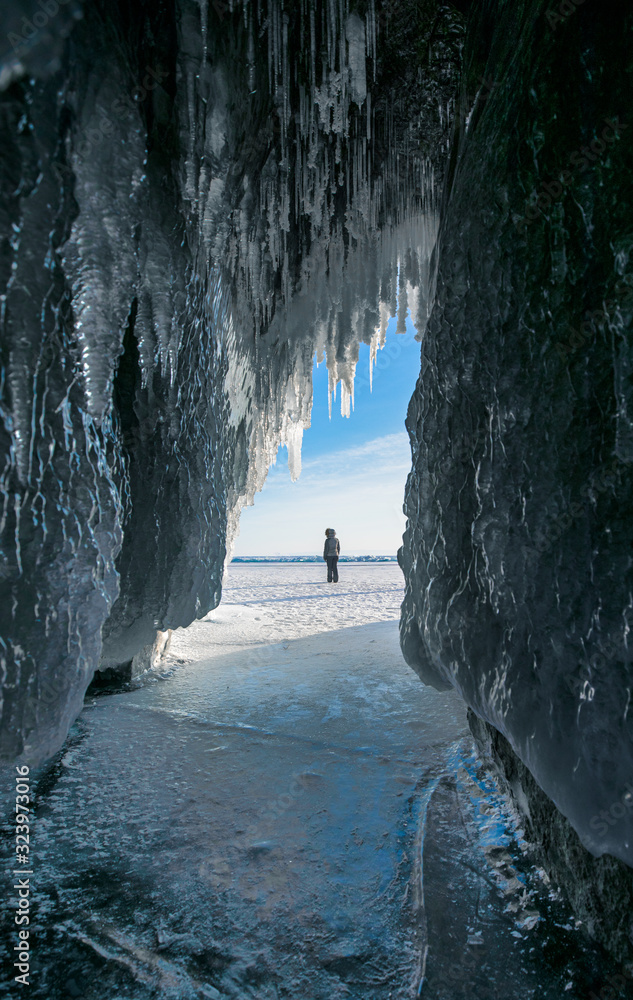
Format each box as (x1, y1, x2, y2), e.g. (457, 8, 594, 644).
(0, 565, 624, 998)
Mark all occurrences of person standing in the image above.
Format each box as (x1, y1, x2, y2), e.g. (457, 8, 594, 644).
(323, 528, 340, 583)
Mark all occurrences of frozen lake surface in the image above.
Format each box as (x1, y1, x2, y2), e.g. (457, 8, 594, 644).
(0, 565, 622, 998)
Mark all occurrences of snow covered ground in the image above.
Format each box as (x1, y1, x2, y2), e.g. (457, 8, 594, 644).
(169, 561, 408, 654)
(0, 564, 622, 998)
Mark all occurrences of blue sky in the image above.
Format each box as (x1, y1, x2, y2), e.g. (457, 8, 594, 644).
(233, 313, 422, 556)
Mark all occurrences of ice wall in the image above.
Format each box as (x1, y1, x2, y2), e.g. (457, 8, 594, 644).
(3, 0, 633, 944)
(400, 0, 633, 870)
(0, 0, 464, 760)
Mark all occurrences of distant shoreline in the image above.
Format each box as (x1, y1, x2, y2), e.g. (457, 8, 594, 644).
(231, 555, 398, 563)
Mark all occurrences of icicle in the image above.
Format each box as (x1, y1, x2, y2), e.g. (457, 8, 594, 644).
(340, 380, 352, 417)
(199, 0, 208, 57)
(286, 423, 303, 481)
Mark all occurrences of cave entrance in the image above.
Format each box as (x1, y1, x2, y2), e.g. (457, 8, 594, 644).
(232, 310, 423, 562)
(74, 304, 473, 994)
(36, 313, 616, 997)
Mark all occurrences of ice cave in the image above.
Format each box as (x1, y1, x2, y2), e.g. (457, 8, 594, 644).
(1, 0, 633, 997)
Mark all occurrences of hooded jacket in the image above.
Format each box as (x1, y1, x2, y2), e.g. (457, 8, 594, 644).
(323, 531, 340, 559)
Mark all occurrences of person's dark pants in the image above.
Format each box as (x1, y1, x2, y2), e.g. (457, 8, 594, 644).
(326, 556, 339, 582)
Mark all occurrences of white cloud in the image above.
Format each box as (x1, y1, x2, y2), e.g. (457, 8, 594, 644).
(301, 431, 410, 471)
(233, 432, 412, 556)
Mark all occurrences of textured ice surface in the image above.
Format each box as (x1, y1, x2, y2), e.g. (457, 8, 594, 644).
(3, 0, 631, 931)
(182, 560, 408, 648)
(0, 565, 621, 999)
(400, 1, 633, 868)
(0, 1, 463, 760)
